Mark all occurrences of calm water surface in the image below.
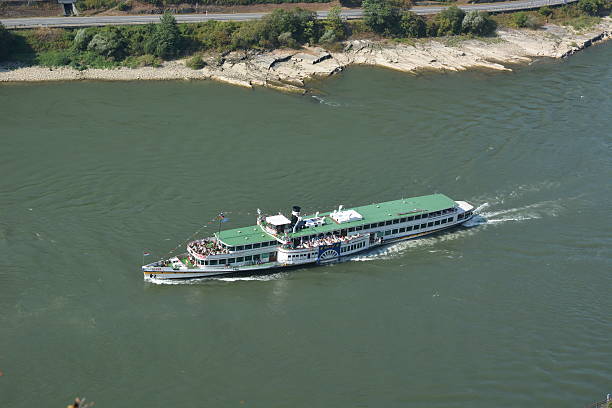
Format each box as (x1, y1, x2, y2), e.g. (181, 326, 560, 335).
(1, 44, 611, 408)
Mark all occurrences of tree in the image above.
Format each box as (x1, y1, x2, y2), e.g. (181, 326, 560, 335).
(362, 0, 402, 35)
(325, 5, 347, 41)
(0, 22, 13, 61)
(433, 5, 465, 36)
(461, 11, 497, 36)
(147, 12, 181, 59)
(512, 12, 529, 28)
(400, 11, 426, 38)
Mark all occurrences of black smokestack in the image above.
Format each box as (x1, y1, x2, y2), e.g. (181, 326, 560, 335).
(290, 206, 301, 226)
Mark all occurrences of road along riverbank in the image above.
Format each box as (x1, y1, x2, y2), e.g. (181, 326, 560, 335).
(1, 19, 610, 92)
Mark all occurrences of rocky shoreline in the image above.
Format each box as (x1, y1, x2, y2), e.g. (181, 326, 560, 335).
(1, 18, 610, 92)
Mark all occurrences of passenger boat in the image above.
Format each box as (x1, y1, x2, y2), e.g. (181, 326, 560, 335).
(142, 194, 474, 280)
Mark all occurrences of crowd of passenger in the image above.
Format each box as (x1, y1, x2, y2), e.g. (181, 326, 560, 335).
(297, 234, 362, 249)
(187, 239, 229, 256)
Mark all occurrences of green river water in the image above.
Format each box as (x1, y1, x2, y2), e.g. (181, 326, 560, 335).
(1, 43, 611, 407)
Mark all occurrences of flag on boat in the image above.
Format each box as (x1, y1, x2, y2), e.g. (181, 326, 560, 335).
(143, 251, 151, 256)
(217, 212, 229, 223)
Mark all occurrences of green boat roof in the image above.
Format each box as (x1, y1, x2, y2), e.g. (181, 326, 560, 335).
(215, 225, 277, 247)
(216, 193, 456, 247)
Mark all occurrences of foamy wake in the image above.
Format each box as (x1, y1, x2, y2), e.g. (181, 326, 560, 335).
(352, 182, 566, 262)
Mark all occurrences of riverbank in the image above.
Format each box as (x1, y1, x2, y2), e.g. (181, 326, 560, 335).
(1, 18, 610, 92)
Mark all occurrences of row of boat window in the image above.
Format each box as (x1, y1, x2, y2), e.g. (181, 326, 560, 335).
(382, 216, 455, 235)
(294, 212, 458, 243)
(201, 251, 276, 266)
(341, 241, 366, 253)
(226, 240, 278, 252)
(457, 211, 472, 220)
(289, 253, 314, 260)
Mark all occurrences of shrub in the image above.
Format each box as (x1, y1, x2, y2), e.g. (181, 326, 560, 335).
(182, 21, 239, 52)
(399, 11, 426, 38)
(23, 27, 73, 52)
(230, 8, 320, 50)
(117, 1, 131, 11)
(0, 22, 13, 61)
(36, 50, 72, 66)
(325, 5, 348, 41)
(363, 0, 402, 35)
(512, 12, 529, 27)
(577, 0, 605, 15)
(123, 54, 161, 67)
(185, 54, 205, 69)
(319, 29, 337, 44)
(461, 10, 497, 36)
(433, 5, 465, 36)
(73, 28, 94, 51)
(79, 0, 118, 10)
(539, 6, 553, 17)
(278, 31, 299, 48)
(87, 27, 126, 59)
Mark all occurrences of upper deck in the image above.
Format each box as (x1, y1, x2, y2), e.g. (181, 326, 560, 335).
(215, 194, 457, 247)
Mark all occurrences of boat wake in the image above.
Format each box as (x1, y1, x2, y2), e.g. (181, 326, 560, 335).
(351, 183, 566, 262)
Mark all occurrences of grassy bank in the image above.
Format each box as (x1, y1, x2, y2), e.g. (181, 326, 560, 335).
(0, 0, 608, 70)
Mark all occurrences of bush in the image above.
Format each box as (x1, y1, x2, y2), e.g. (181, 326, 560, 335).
(512, 12, 529, 27)
(0, 22, 13, 61)
(461, 10, 497, 36)
(182, 21, 239, 52)
(231, 8, 320, 50)
(36, 50, 72, 66)
(79, 0, 118, 10)
(433, 5, 465, 36)
(22, 27, 73, 52)
(278, 31, 299, 48)
(319, 29, 337, 44)
(123, 54, 161, 67)
(399, 11, 426, 37)
(539, 6, 553, 17)
(363, 0, 402, 35)
(325, 5, 348, 41)
(87, 27, 126, 59)
(73, 28, 94, 51)
(577, 0, 605, 15)
(117, 1, 131, 11)
(185, 54, 205, 69)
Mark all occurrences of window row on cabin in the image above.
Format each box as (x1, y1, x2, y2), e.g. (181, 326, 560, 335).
(289, 252, 315, 260)
(201, 251, 276, 265)
(341, 241, 366, 253)
(296, 208, 457, 241)
(223, 240, 279, 252)
(383, 216, 456, 236)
